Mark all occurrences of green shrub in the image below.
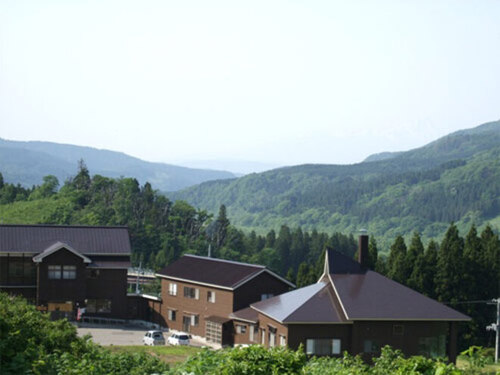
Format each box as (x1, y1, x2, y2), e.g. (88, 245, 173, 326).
(0, 293, 169, 375)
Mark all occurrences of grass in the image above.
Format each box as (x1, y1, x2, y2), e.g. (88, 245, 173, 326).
(456, 358, 500, 374)
(106, 345, 202, 365)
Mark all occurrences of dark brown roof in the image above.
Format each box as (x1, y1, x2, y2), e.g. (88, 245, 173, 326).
(205, 315, 231, 324)
(250, 249, 470, 324)
(251, 282, 346, 324)
(0, 224, 131, 255)
(157, 254, 283, 289)
(331, 271, 470, 321)
(230, 307, 259, 323)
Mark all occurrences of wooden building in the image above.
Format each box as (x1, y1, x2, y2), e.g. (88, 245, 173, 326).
(156, 254, 294, 346)
(232, 235, 470, 362)
(0, 224, 131, 319)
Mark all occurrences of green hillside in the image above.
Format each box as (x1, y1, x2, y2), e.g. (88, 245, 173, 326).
(0, 138, 235, 191)
(169, 121, 500, 247)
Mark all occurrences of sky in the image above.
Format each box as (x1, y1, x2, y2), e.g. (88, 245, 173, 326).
(1, 0, 499, 172)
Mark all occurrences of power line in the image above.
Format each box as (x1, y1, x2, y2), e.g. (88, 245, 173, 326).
(442, 299, 494, 305)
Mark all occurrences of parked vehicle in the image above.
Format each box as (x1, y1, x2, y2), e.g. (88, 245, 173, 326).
(167, 333, 190, 346)
(143, 330, 165, 346)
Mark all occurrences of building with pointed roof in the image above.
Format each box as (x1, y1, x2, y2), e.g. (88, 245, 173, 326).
(156, 254, 294, 346)
(0, 224, 132, 319)
(231, 234, 470, 362)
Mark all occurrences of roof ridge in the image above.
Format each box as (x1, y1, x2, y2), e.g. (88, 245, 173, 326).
(0, 224, 129, 229)
(183, 254, 265, 269)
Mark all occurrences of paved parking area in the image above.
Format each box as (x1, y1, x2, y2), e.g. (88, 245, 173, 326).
(76, 324, 209, 347)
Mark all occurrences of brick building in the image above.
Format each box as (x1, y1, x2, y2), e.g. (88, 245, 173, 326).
(156, 254, 294, 346)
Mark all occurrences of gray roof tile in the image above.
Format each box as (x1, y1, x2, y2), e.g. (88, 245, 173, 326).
(0, 224, 131, 255)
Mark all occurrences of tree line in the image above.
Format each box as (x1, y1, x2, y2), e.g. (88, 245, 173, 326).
(0, 163, 499, 348)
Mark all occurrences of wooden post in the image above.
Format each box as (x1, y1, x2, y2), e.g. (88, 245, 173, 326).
(447, 322, 458, 363)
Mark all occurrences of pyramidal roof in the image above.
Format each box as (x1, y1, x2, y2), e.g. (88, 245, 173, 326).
(246, 249, 470, 323)
(251, 281, 347, 324)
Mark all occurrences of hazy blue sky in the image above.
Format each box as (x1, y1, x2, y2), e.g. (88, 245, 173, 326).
(1, 0, 499, 170)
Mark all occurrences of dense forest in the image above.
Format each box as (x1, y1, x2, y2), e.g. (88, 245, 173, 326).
(170, 121, 500, 248)
(1, 163, 499, 349)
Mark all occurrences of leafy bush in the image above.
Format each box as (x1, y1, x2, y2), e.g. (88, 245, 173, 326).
(169, 345, 465, 375)
(0, 293, 169, 375)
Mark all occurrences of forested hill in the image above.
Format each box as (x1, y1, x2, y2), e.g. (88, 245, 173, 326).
(0, 138, 235, 191)
(170, 120, 500, 246)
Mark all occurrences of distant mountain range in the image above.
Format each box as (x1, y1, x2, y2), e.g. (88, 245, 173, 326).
(0, 139, 236, 191)
(169, 120, 500, 248)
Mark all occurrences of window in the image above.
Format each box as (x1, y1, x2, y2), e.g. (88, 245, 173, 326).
(63, 265, 76, 279)
(86, 299, 112, 313)
(260, 328, 266, 345)
(363, 339, 380, 354)
(236, 324, 247, 334)
(393, 324, 404, 336)
(169, 283, 177, 296)
(8, 260, 23, 278)
(306, 339, 341, 355)
(168, 309, 176, 321)
(190, 314, 199, 326)
(48, 265, 62, 279)
(249, 325, 256, 342)
(207, 291, 216, 303)
(261, 293, 273, 301)
(268, 326, 277, 348)
(184, 286, 199, 299)
(89, 269, 100, 279)
(280, 335, 287, 346)
(418, 335, 446, 358)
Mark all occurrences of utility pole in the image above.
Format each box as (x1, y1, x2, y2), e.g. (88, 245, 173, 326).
(135, 262, 142, 294)
(496, 298, 499, 364)
(487, 298, 499, 363)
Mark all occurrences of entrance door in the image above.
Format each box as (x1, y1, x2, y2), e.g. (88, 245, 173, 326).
(183, 316, 191, 332)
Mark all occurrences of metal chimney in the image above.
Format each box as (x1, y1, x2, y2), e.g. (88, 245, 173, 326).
(358, 229, 369, 268)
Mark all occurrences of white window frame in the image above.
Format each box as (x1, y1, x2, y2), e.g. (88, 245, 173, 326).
(280, 335, 286, 346)
(168, 309, 176, 321)
(169, 283, 177, 296)
(48, 265, 61, 279)
(306, 338, 341, 355)
(62, 265, 76, 279)
(190, 314, 199, 326)
(207, 290, 216, 303)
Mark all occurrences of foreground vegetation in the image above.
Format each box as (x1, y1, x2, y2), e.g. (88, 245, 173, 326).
(2, 293, 498, 375)
(106, 345, 200, 365)
(0, 293, 169, 375)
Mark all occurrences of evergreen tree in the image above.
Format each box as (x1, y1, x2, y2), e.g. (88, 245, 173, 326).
(286, 267, 296, 285)
(407, 232, 425, 290)
(296, 262, 310, 288)
(421, 240, 438, 298)
(387, 235, 410, 284)
(215, 204, 230, 249)
(290, 227, 305, 271)
(435, 223, 465, 303)
(265, 229, 276, 248)
(480, 225, 500, 296)
(276, 225, 292, 274)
